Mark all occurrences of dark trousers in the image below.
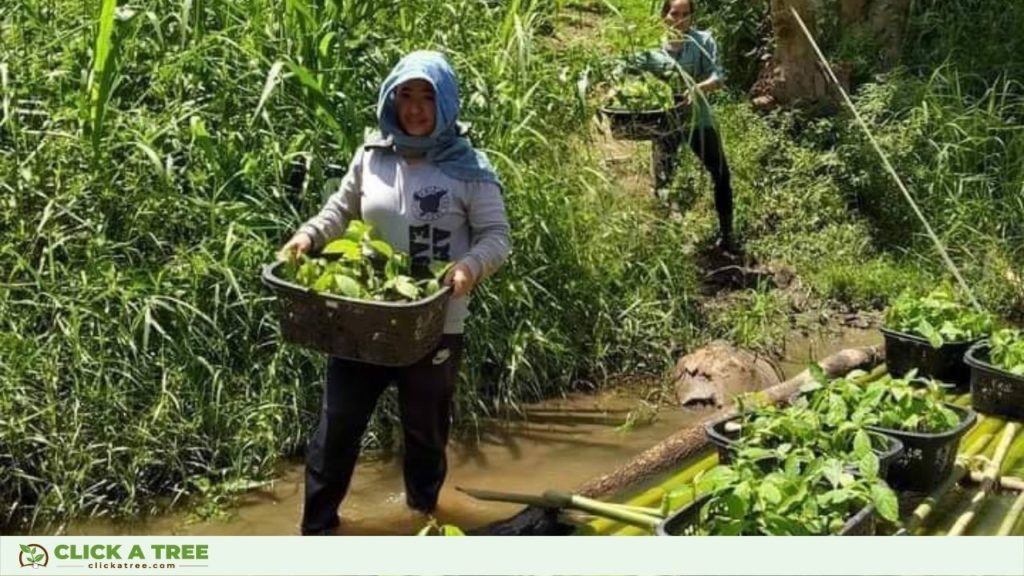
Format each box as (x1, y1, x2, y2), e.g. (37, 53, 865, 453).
(653, 125, 734, 240)
(301, 335, 464, 534)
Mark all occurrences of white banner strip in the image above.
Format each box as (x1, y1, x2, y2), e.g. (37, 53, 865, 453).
(2, 535, 1022, 576)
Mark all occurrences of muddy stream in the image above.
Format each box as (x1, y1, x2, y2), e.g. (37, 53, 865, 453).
(64, 328, 881, 536)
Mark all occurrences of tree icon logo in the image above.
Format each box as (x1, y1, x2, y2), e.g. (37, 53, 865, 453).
(18, 544, 49, 568)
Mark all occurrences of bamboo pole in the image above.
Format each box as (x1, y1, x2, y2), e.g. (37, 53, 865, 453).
(996, 491, 1024, 536)
(967, 472, 1024, 492)
(947, 423, 1020, 536)
(587, 451, 717, 535)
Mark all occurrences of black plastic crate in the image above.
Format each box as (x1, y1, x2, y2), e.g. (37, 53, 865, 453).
(881, 327, 977, 391)
(599, 102, 689, 141)
(704, 415, 904, 480)
(655, 493, 875, 536)
(965, 342, 1024, 420)
(261, 261, 451, 367)
(866, 403, 977, 493)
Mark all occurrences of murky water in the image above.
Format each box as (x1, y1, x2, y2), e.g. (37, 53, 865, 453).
(60, 326, 901, 536)
(64, 382, 701, 536)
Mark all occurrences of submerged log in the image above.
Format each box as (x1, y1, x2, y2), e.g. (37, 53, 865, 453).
(469, 345, 883, 535)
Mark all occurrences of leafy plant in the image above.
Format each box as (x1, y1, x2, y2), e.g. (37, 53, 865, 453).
(883, 287, 994, 347)
(603, 72, 675, 111)
(730, 403, 888, 473)
(688, 450, 898, 535)
(416, 518, 465, 536)
(282, 221, 450, 302)
(800, 369, 961, 434)
(989, 328, 1024, 375)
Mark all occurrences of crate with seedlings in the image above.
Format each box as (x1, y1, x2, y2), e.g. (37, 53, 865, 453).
(706, 401, 903, 480)
(262, 221, 452, 366)
(598, 72, 689, 141)
(656, 449, 899, 536)
(882, 287, 994, 389)
(803, 373, 976, 492)
(965, 328, 1024, 419)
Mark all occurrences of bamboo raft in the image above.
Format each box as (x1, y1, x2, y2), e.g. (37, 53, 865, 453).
(467, 346, 1024, 536)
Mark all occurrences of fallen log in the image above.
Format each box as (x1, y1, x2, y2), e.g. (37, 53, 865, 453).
(469, 345, 883, 535)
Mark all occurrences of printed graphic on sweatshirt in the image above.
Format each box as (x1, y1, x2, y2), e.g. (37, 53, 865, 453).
(409, 225, 451, 267)
(412, 186, 450, 221)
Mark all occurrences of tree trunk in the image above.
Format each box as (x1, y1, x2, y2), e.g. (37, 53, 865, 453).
(754, 0, 913, 109)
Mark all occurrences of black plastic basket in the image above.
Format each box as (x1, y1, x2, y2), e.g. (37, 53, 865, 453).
(704, 415, 904, 479)
(655, 493, 875, 536)
(866, 403, 977, 493)
(881, 327, 978, 391)
(261, 261, 451, 367)
(965, 342, 1024, 420)
(599, 102, 690, 141)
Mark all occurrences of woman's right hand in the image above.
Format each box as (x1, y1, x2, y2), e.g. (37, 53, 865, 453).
(277, 231, 313, 262)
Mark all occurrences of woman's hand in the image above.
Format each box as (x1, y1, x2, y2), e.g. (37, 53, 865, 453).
(277, 232, 313, 262)
(444, 261, 476, 297)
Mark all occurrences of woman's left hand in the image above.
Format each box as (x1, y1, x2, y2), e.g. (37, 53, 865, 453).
(444, 262, 476, 297)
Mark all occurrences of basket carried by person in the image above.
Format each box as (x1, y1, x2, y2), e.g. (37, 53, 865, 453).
(264, 222, 453, 367)
(599, 71, 690, 140)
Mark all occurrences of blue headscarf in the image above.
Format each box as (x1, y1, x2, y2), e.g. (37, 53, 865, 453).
(372, 50, 500, 186)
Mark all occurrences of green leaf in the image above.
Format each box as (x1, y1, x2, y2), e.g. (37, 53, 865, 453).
(858, 452, 880, 480)
(334, 275, 362, 298)
(871, 483, 900, 522)
(916, 320, 944, 348)
(322, 238, 361, 260)
(344, 220, 371, 241)
(20, 545, 33, 554)
(758, 482, 782, 505)
(312, 273, 334, 293)
(393, 276, 420, 300)
(367, 240, 394, 259)
(440, 524, 465, 536)
(853, 429, 873, 458)
(429, 260, 454, 279)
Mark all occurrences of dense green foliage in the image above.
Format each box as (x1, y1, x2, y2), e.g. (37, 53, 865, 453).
(604, 72, 676, 110)
(802, 373, 961, 434)
(690, 450, 898, 535)
(282, 221, 449, 302)
(884, 288, 995, 346)
(989, 329, 1024, 376)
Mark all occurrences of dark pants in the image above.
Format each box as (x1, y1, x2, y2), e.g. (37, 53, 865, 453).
(653, 125, 734, 240)
(301, 335, 465, 535)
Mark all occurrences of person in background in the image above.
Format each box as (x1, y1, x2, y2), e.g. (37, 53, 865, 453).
(624, 0, 737, 254)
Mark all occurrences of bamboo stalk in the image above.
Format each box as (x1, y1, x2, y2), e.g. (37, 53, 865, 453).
(967, 472, 1024, 492)
(542, 490, 662, 530)
(456, 485, 664, 528)
(906, 423, 1005, 534)
(947, 423, 1020, 536)
(958, 415, 1001, 454)
(998, 428, 1024, 474)
(587, 452, 717, 535)
(996, 491, 1024, 536)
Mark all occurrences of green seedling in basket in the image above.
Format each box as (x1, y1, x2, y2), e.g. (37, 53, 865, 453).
(685, 449, 898, 535)
(282, 221, 452, 302)
(604, 72, 675, 111)
(883, 286, 994, 347)
(990, 328, 1024, 375)
(800, 370, 960, 434)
